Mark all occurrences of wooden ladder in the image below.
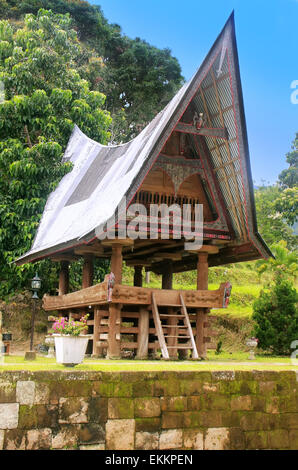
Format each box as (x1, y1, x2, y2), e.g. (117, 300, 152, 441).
(151, 293, 199, 359)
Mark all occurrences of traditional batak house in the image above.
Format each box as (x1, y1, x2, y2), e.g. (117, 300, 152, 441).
(16, 14, 272, 360)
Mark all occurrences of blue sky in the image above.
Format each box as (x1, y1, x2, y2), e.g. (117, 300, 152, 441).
(90, 0, 297, 185)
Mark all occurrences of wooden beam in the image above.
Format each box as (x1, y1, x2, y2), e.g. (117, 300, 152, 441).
(82, 254, 94, 289)
(58, 260, 69, 296)
(175, 122, 228, 139)
(162, 261, 173, 290)
(133, 265, 143, 287)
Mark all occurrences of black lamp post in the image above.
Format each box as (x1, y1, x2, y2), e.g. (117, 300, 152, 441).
(25, 273, 41, 361)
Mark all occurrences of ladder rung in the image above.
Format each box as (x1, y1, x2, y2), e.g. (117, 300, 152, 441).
(162, 325, 188, 328)
(164, 335, 191, 339)
(159, 314, 185, 318)
(157, 304, 182, 307)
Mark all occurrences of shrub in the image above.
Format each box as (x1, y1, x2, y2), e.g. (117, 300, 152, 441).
(252, 277, 298, 355)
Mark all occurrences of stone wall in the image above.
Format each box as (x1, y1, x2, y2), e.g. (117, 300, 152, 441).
(0, 370, 297, 450)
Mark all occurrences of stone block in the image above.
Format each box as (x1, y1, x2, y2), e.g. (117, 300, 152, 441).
(34, 382, 50, 404)
(105, 419, 135, 450)
(0, 403, 19, 429)
(162, 412, 184, 429)
(201, 394, 230, 410)
(18, 404, 57, 429)
(231, 395, 252, 411)
(228, 427, 245, 450)
(26, 428, 52, 450)
(0, 430, 4, 450)
(52, 425, 79, 449)
(132, 381, 154, 397)
(160, 396, 187, 412)
(16, 381, 35, 405)
(3, 429, 26, 450)
(134, 398, 160, 418)
(183, 429, 203, 450)
(187, 396, 201, 411)
(108, 398, 134, 419)
(179, 380, 202, 396)
(289, 429, 298, 450)
(159, 429, 183, 450)
(135, 432, 159, 450)
(245, 431, 268, 450)
(135, 417, 161, 433)
(88, 397, 108, 424)
(79, 423, 105, 444)
(268, 429, 289, 449)
(279, 413, 298, 429)
(183, 411, 201, 428)
(204, 427, 229, 450)
(154, 380, 180, 397)
(0, 383, 16, 403)
(59, 397, 88, 424)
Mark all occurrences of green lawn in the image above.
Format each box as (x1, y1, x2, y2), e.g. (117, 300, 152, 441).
(0, 355, 296, 372)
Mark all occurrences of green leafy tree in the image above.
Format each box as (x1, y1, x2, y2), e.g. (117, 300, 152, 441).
(278, 132, 298, 189)
(0, 0, 184, 143)
(255, 240, 297, 281)
(0, 10, 111, 297)
(252, 277, 298, 355)
(254, 184, 297, 249)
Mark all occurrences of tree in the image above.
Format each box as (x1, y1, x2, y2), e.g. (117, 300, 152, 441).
(254, 184, 297, 249)
(275, 133, 298, 226)
(278, 132, 298, 189)
(0, 0, 184, 143)
(252, 277, 298, 355)
(0, 10, 111, 297)
(255, 240, 297, 281)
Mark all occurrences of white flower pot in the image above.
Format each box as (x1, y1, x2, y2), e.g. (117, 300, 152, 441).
(53, 335, 91, 367)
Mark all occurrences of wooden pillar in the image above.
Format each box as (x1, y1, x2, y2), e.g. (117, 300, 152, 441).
(136, 307, 149, 359)
(59, 261, 69, 295)
(92, 307, 101, 357)
(110, 244, 123, 284)
(196, 252, 209, 358)
(82, 254, 94, 289)
(134, 265, 143, 287)
(162, 261, 173, 290)
(107, 304, 122, 359)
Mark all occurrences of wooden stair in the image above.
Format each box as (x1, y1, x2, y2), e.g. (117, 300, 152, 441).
(151, 293, 199, 359)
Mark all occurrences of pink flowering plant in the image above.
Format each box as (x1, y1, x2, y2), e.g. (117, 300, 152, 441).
(50, 314, 89, 336)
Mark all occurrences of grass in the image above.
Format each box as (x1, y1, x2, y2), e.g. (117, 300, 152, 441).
(0, 354, 296, 372)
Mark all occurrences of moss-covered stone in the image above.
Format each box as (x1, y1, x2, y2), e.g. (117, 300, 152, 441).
(228, 427, 245, 450)
(245, 430, 269, 449)
(132, 381, 154, 397)
(87, 397, 108, 424)
(135, 417, 161, 433)
(134, 398, 160, 418)
(108, 398, 134, 419)
(154, 380, 181, 397)
(201, 394, 231, 411)
(268, 429, 290, 449)
(179, 380, 202, 396)
(160, 396, 188, 412)
(0, 383, 16, 403)
(161, 411, 185, 429)
(59, 397, 88, 424)
(18, 405, 57, 429)
(183, 411, 202, 428)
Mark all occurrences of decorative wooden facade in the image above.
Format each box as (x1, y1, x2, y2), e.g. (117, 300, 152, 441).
(16, 14, 272, 359)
